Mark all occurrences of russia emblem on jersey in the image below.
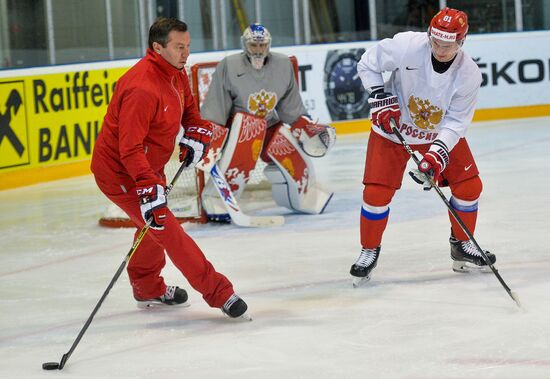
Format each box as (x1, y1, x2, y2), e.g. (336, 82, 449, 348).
(248, 89, 277, 118)
(408, 95, 443, 130)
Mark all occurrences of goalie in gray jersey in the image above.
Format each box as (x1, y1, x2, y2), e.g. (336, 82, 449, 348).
(200, 23, 336, 223)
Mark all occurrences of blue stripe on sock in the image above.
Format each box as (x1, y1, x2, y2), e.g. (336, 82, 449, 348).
(361, 206, 390, 221)
(450, 197, 478, 212)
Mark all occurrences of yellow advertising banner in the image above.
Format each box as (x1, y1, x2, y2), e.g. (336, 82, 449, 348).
(0, 67, 129, 189)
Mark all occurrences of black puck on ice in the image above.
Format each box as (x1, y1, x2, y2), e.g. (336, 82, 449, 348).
(42, 362, 60, 370)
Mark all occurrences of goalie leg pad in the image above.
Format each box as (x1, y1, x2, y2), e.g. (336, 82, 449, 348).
(263, 124, 333, 214)
(201, 112, 267, 217)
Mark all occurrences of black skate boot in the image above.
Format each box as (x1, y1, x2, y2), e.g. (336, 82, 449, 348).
(350, 246, 381, 287)
(135, 286, 189, 308)
(222, 294, 251, 320)
(450, 236, 496, 273)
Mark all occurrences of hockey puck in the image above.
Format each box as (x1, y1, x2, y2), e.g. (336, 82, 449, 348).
(42, 362, 60, 370)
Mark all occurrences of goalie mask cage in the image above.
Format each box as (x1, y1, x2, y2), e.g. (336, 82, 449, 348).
(98, 56, 299, 227)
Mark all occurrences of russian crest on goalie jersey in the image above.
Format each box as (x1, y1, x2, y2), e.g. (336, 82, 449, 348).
(247, 89, 277, 118)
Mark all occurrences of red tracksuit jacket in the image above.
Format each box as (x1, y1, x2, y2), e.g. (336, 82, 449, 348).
(91, 48, 207, 188)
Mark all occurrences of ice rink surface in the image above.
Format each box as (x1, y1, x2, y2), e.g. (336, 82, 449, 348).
(1, 117, 549, 379)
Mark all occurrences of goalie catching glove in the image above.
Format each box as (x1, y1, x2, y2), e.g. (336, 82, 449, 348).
(136, 180, 167, 230)
(409, 140, 450, 190)
(368, 90, 401, 134)
(290, 115, 336, 157)
(179, 124, 213, 169)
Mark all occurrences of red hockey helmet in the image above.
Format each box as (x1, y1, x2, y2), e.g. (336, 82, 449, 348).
(429, 7, 468, 45)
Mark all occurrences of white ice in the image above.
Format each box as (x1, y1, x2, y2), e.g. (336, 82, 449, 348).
(1, 117, 550, 379)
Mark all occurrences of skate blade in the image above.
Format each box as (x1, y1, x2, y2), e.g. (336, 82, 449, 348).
(352, 275, 372, 288)
(136, 301, 191, 309)
(452, 260, 491, 274)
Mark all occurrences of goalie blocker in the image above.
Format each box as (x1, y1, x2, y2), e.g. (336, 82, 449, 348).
(200, 112, 334, 220)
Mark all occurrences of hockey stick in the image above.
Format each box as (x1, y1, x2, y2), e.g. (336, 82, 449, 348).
(390, 121, 521, 308)
(42, 162, 189, 371)
(209, 163, 285, 227)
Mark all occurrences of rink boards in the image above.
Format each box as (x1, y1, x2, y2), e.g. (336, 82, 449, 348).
(0, 31, 549, 189)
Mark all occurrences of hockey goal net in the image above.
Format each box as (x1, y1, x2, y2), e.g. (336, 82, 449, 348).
(99, 56, 299, 227)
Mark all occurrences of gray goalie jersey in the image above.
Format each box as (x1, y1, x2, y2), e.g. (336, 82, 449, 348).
(201, 52, 307, 127)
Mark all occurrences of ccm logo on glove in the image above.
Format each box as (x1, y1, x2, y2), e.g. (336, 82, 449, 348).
(179, 124, 213, 169)
(186, 126, 213, 137)
(136, 187, 155, 196)
(136, 181, 167, 230)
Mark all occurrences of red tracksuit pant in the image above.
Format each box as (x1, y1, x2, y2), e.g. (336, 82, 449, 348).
(94, 176, 234, 308)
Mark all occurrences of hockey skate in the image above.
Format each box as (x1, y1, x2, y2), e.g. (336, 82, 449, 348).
(350, 247, 381, 287)
(222, 294, 252, 321)
(450, 236, 496, 273)
(135, 286, 190, 309)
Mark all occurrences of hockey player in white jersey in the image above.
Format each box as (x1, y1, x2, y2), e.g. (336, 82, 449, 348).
(350, 7, 496, 285)
(199, 23, 336, 223)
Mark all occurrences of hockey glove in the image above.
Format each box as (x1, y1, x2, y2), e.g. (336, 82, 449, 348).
(136, 180, 167, 230)
(179, 124, 213, 169)
(290, 115, 336, 157)
(368, 92, 401, 134)
(409, 141, 450, 190)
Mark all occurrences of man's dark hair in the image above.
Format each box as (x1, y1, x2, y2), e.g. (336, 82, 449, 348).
(148, 17, 188, 50)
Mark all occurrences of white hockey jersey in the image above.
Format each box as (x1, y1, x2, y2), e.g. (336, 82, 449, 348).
(358, 31, 482, 151)
(201, 52, 307, 127)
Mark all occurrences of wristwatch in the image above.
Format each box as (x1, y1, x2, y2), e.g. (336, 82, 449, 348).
(323, 48, 370, 121)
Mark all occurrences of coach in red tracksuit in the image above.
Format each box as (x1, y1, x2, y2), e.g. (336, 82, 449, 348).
(91, 18, 248, 318)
